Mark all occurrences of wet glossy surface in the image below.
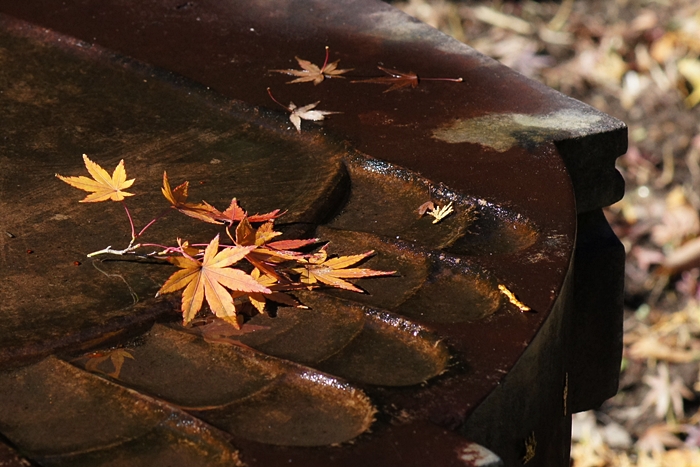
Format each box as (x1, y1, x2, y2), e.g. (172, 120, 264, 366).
(0, 357, 242, 466)
(0, 25, 347, 365)
(0, 0, 625, 465)
(72, 324, 376, 446)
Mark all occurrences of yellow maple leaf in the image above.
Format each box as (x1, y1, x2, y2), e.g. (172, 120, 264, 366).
(56, 154, 134, 202)
(156, 235, 270, 326)
(293, 246, 395, 293)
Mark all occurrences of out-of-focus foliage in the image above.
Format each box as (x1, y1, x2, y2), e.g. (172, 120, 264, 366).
(393, 1, 700, 465)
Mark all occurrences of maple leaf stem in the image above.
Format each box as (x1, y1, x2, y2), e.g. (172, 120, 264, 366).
(138, 243, 177, 254)
(121, 201, 136, 243)
(421, 77, 464, 82)
(266, 87, 288, 111)
(322, 45, 330, 71)
(225, 225, 235, 245)
(135, 208, 171, 239)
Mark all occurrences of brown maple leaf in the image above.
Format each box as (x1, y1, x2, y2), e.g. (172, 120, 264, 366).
(292, 245, 396, 292)
(156, 234, 270, 326)
(161, 171, 221, 224)
(270, 46, 352, 85)
(56, 154, 135, 202)
(234, 217, 259, 247)
(267, 88, 340, 133)
(265, 237, 320, 251)
(84, 349, 135, 379)
(351, 66, 462, 93)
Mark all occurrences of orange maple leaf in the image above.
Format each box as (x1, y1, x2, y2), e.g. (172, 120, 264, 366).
(292, 246, 396, 292)
(56, 154, 135, 202)
(156, 235, 270, 326)
(265, 237, 320, 251)
(161, 172, 221, 224)
(215, 198, 283, 224)
(270, 46, 353, 85)
(245, 221, 318, 252)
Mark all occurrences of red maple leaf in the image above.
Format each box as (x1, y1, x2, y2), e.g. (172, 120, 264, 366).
(352, 66, 462, 92)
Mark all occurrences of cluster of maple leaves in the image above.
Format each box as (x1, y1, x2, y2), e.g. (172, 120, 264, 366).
(56, 155, 395, 327)
(53, 49, 466, 326)
(267, 46, 462, 132)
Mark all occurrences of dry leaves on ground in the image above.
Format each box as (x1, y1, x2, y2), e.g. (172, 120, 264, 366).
(393, 0, 700, 465)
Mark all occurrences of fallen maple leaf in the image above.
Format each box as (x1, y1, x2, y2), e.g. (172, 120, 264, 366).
(288, 101, 341, 133)
(161, 171, 221, 224)
(56, 154, 134, 202)
(265, 237, 320, 251)
(156, 234, 270, 326)
(84, 349, 135, 379)
(351, 66, 462, 93)
(232, 218, 318, 254)
(628, 335, 700, 363)
(232, 218, 307, 278)
(216, 198, 283, 224)
(292, 245, 396, 292)
(353, 67, 420, 92)
(640, 362, 694, 420)
(636, 423, 684, 454)
(679, 57, 700, 108)
(498, 284, 532, 312)
(270, 46, 352, 85)
(424, 201, 454, 224)
(267, 88, 340, 133)
(236, 218, 282, 247)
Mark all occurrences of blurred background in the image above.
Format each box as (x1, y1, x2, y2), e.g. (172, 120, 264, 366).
(391, 0, 700, 465)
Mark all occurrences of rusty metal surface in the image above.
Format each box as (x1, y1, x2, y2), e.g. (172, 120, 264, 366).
(0, 1, 626, 466)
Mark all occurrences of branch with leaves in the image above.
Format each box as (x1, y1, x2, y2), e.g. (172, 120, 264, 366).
(56, 156, 395, 327)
